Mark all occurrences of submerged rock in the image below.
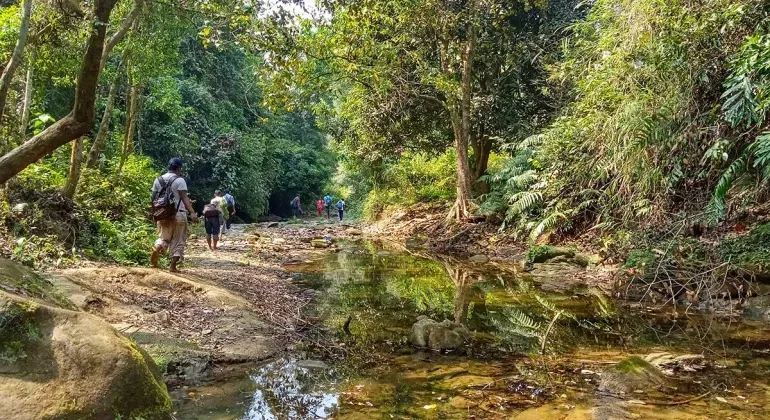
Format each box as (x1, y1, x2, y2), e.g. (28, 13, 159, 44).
(468, 254, 490, 263)
(311, 239, 332, 248)
(297, 359, 329, 370)
(409, 316, 471, 351)
(0, 291, 171, 419)
(599, 356, 666, 395)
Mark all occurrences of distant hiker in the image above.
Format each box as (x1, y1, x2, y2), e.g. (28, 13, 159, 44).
(337, 199, 346, 221)
(203, 194, 223, 251)
(316, 198, 324, 216)
(290, 195, 302, 218)
(210, 190, 228, 243)
(223, 191, 236, 231)
(150, 158, 197, 272)
(323, 194, 333, 219)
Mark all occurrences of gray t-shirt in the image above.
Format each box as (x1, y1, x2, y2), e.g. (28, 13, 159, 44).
(152, 172, 189, 215)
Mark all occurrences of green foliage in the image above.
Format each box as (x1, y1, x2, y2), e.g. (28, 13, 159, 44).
(357, 151, 457, 220)
(711, 22, 770, 220)
(718, 222, 770, 265)
(0, 301, 40, 365)
(4, 155, 158, 267)
(484, 0, 767, 238)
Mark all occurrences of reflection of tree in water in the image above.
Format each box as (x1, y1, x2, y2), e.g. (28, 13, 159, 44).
(245, 359, 339, 420)
(313, 242, 765, 359)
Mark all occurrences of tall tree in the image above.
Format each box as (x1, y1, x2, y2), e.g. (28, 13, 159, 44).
(0, 0, 119, 185)
(85, 71, 121, 168)
(254, 0, 553, 220)
(0, 0, 33, 125)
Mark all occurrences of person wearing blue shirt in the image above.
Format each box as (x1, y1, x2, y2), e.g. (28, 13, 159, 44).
(323, 194, 333, 219)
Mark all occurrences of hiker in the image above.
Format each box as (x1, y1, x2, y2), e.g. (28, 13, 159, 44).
(212, 190, 229, 239)
(150, 158, 197, 273)
(323, 194, 333, 219)
(202, 194, 224, 251)
(290, 195, 302, 218)
(223, 191, 236, 231)
(337, 198, 346, 221)
(316, 198, 324, 216)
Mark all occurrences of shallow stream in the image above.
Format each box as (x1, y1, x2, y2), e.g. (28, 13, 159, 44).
(174, 240, 770, 419)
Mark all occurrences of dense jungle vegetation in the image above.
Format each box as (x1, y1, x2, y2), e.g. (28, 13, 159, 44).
(1, 0, 769, 266)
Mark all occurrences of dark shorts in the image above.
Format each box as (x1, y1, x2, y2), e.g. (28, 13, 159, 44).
(204, 216, 220, 236)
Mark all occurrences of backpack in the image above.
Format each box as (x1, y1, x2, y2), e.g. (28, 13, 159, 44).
(337, 200, 344, 210)
(224, 194, 235, 207)
(151, 175, 180, 221)
(203, 203, 220, 217)
(290, 197, 299, 208)
(324, 196, 332, 206)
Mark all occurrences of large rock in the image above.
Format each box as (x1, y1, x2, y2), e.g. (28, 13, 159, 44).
(0, 291, 171, 419)
(599, 356, 666, 395)
(409, 316, 471, 351)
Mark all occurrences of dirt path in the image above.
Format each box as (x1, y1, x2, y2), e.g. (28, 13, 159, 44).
(47, 219, 360, 387)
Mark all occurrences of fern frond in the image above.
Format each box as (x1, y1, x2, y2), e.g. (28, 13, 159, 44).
(506, 308, 542, 332)
(535, 295, 558, 314)
(711, 155, 748, 219)
(508, 191, 543, 215)
(508, 169, 539, 189)
(530, 211, 567, 241)
(518, 134, 547, 151)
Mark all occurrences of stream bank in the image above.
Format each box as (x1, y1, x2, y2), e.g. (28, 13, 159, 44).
(173, 222, 770, 419)
(3, 217, 770, 418)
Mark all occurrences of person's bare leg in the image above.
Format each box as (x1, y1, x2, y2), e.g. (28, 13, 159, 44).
(170, 256, 181, 273)
(151, 245, 162, 268)
(206, 237, 213, 251)
(213, 237, 219, 251)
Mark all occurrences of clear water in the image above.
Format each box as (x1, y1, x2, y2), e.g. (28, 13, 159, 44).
(173, 240, 770, 419)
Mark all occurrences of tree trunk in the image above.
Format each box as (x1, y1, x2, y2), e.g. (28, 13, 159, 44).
(99, 0, 142, 74)
(0, 0, 33, 125)
(472, 135, 492, 194)
(62, 137, 84, 199)
(0, 0, 119, 185)
(18, 64, 33, 142)
(449, 23, 477, 221)
(117, 83, 139, 174)
(85, 72, 120, 169)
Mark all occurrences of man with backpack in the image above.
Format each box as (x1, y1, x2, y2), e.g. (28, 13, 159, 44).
(150, 158, 197, 272)
(323, 194, 333, 219)
(337, 198, 346, 221)
(223, 191, 236, 231)
(290, 195, 302, 218)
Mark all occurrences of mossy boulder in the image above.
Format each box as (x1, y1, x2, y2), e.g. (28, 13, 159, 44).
(598, 356, 666, 395)
(409, 316, 471, 351)
(0, 291, 171, 419)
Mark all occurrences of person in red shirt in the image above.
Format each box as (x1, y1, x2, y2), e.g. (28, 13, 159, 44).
(316, 198, 324, 216)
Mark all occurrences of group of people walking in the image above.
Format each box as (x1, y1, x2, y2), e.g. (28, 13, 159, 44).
(150, 157, 347, 273)
(150, 158, 236, 272)
(317, 194, 346, 221)
(291, 194, 346, 221)
(202, 189, 236, 251)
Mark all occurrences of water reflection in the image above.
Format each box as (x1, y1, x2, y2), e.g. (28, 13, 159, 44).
(245, 359, 339, 419)
(176, 240, 770, 418)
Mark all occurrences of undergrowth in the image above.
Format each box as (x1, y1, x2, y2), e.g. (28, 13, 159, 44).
(1, 154, 158, 268)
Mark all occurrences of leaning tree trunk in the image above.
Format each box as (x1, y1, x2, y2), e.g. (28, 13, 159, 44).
(0, 0, 119, 185)
(117, 83, 139, 174)
(62, 137, 84, 199)
(0, 0, 33, 125)
(18, 63, 33, 142)
(85, 72, 120, 169)
(99, 0, 142, 74)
